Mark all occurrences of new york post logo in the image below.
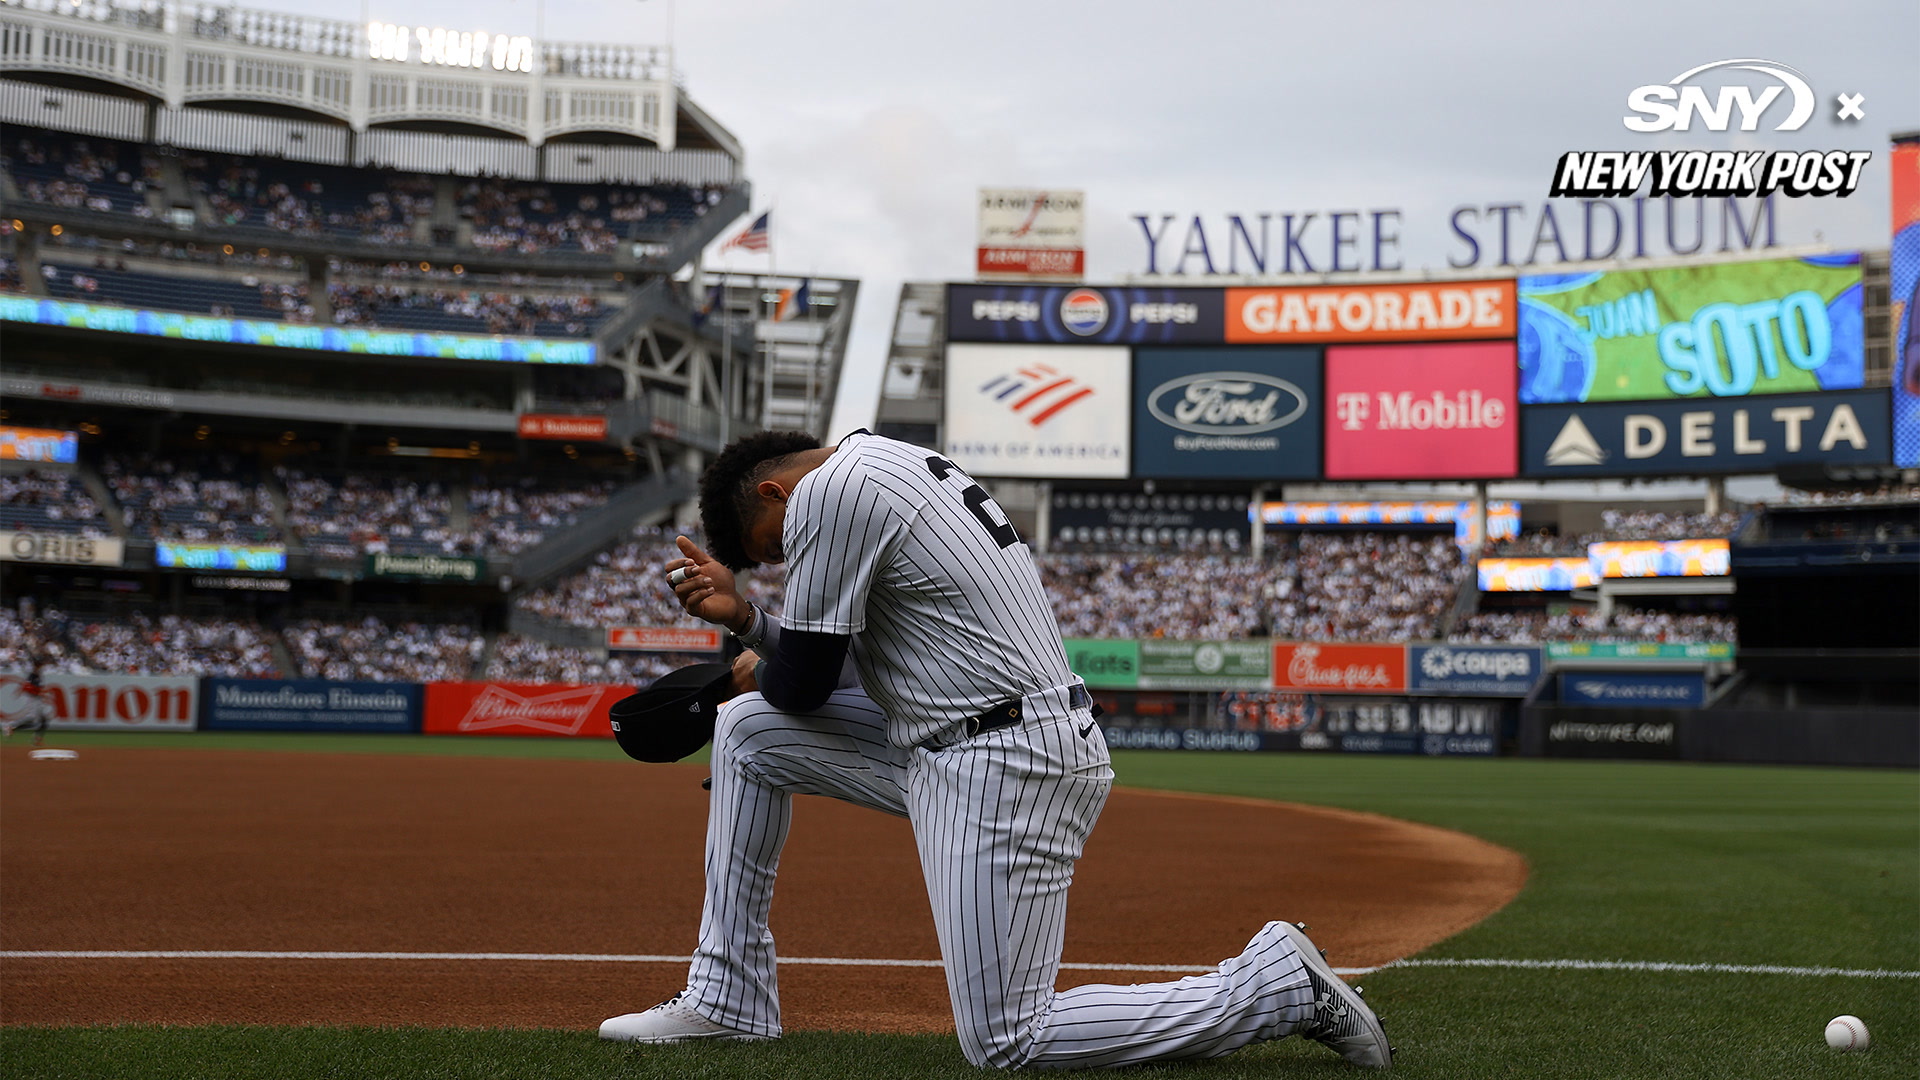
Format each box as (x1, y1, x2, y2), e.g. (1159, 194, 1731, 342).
(1550, 59, 1870, 200)
(979, 363, 1096, 427)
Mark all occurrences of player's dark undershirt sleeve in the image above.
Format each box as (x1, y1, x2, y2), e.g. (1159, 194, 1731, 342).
(758, 627, 851, 713)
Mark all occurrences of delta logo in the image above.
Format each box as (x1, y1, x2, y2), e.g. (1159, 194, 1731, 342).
(1549, 59, 1872, 199)
(1058, 289, 1110, 336)
(979, 362, 1096, 427)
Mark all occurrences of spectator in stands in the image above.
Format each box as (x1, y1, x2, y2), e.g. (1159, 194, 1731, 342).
(102, 453, 280, 544)
(1450, 607, 1736, 644)
(0, 471, 113, 538)
(516, 525, 787, 629)
(486, 636, 708, 684)
(5, 607, 280, 677)
(284, 616, 482, 682)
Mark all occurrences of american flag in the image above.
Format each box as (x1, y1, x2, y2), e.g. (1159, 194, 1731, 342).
(722, 211, 770, 253)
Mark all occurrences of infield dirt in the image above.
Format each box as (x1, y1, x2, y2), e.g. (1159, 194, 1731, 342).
(0, 747, 1525, 1032)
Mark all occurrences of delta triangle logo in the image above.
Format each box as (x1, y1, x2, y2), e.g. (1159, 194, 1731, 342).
(1545, 415, 1607, 466)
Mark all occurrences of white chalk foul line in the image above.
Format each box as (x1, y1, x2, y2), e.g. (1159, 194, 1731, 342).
(1377, 958, 1920, 980)
(3, 951, 1915, 980)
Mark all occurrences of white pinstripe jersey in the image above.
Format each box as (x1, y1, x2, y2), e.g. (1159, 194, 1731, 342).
(779, 432, 1075, 748)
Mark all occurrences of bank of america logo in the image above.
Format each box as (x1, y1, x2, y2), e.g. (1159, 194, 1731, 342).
(980, 363, 1095, 427)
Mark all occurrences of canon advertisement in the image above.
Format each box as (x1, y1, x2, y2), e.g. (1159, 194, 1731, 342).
(947, 284, 1222, 346)
(1132, 347, 1321, 478)
(1523, 389, 1890, 476)
(944, 344, 1130, 479)
(1324, 341, 1518, 479)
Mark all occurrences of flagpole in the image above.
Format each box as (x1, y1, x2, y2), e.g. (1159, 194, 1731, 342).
(718, 267, 731, 447)
(762, 206, 775, 432)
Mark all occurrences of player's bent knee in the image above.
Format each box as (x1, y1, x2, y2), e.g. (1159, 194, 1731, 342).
(712, 693, 791, 763)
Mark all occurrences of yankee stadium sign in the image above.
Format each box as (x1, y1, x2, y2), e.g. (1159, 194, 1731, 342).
(1133, 196, 1779, 276)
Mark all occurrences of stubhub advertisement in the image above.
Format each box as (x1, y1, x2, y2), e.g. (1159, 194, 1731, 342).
(1519, 253, 1863, 404)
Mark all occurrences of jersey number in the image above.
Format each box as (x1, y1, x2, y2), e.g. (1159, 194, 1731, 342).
(926, 456, 1020, 549)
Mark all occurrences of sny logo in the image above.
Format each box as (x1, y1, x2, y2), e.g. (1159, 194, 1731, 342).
(1549, 59, 1870, 200)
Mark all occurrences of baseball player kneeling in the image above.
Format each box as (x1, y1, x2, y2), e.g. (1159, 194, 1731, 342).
(600, 430, 1391, 1070)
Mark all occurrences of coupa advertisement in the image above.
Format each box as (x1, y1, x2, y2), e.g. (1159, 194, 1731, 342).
(200, 679, 422, 733)
(1131, 347, 1321, 479)
(1408, 644, 1542, 696)
(1518, 253, 1864, 404)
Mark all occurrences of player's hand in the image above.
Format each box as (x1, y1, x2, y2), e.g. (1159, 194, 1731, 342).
(667, 536, 749, 631)
(731, 649, 760, 695)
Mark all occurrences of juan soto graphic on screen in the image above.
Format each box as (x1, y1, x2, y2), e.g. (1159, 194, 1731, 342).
(1518, 253, 1862, 404)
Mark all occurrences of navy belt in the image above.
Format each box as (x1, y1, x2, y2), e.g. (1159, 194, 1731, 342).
(924, 684, 1097, 750)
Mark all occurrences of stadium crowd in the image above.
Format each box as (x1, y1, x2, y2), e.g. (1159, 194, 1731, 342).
(514, 525, 790, 628)
(327, 282, 606, 336)
(486, 635, 708, 685)
(102, 453, 280, 544)
(0, 470, 112, 537)
(283, 616, 483, 683)
(279, 470, 468, 558)
(468, 479, 620, 555)
(1490, 510, 1745, 556)
(1, 606, 280, 678)
(1450, 607, 1737, 644)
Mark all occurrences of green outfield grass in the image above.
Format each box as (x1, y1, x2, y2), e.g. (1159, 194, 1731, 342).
(4, 734, 1915, 1078)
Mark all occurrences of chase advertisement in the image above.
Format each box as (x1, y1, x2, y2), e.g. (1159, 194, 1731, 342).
(1522, 389, 1889, 476)
(947, 284, 1222, 345)
(201, 679, 422, 733)
(1409, 645, 1543, 697)
(1132, 347, 1321, 479)
(1518, 254, 1864, 404)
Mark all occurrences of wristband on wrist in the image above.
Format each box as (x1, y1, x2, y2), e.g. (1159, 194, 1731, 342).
(731, 603, 766, 648)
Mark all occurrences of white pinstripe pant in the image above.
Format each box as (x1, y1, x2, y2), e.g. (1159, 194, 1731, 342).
(684, 689, 1316, 1069)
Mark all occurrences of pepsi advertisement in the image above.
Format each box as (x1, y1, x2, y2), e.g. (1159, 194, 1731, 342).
(947, 284, 1223, 345)
(1409, 644, 1543, 697)
(1132, 347, 1322, 479)
(200, 679, 423, 733)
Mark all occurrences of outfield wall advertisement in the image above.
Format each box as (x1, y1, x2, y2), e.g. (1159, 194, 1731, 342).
(39, 673, 199, 731)
(1408, 644, 1543, 696)
(1323, 341, 1517, 479)
(422, 681, 628, 738)
(2, 531, 125, 567)
(943, 344, 1129, 478)
(201, 679, 421, 733)
(1132, 347, 1321, 479)
(1518, 254, 1864, 405)
(947, 285, 1221, 345)
(1522, 389, 1889, 476)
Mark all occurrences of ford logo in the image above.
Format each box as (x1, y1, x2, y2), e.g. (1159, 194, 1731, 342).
(1146, 372, 1308, 435)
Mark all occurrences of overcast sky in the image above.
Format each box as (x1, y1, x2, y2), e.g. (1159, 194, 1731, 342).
(265, 0, 1915, 436)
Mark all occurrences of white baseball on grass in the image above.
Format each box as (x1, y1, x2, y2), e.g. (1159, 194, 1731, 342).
(1824, 1014, 1869, 1051)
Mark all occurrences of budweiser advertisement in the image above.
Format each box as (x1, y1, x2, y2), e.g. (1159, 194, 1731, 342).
(1324, 341, 1518, 479)
(518, 414, 609, 441)
(1271, 643, 1408, 694)
(1226, 279, 1515, 344)
(1, 673, 201, 731)
(423, 681, 632, 738)
(607, 626, 723, 652)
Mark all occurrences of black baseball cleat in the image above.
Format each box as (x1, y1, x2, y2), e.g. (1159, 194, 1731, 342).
(1280, 921, 1393, 1068)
